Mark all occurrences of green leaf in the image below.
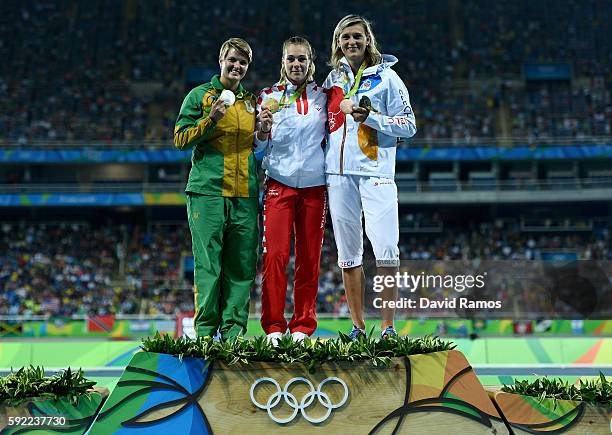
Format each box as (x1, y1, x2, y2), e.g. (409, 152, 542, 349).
(501, 374, 612, 405)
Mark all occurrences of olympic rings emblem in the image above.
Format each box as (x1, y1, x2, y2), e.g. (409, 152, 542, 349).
(249, 376, 349, 424)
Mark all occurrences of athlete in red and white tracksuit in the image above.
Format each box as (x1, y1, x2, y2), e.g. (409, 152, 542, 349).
(255, 79, 327, 337)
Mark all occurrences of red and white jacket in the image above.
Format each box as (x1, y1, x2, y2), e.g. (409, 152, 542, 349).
(254, 81, 327, 188)
(323, 55, 417, 179)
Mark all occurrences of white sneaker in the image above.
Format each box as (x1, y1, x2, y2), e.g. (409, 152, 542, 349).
(266, 332, 283, 346)
(291, 332, 308, 342)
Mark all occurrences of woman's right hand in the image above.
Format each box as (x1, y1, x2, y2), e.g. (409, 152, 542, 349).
(258, 106, 273, 133)
(209, 98, 227, 123)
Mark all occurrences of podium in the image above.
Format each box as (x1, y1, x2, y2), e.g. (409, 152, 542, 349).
(88, 349, 508, 434)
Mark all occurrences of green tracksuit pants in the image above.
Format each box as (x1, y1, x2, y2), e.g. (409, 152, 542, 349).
(186, 193, 259, 339)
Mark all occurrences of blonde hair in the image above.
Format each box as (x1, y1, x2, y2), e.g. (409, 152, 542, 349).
(219, 37, 252, 64)
(329, 15, 382, 70)
(279, 36, 316, 83)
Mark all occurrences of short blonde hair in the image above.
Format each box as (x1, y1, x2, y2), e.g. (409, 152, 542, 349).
(329, 15, 382, 70)
(219, 38, 252, 64)
(279, 36, 316, 83)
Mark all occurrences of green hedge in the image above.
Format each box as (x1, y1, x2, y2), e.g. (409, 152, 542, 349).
(501, 374, 612, 406)
(141, 332, 455, 372)
(0, 366, 95, 406)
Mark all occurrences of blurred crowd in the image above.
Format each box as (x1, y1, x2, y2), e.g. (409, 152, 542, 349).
(0, 222, 192, 317)
(1, 218, 609, 318)
(505, 78, 611, 140)
(0, 0, 610, 145)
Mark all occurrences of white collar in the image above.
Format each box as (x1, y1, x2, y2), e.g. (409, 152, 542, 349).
(339, 55, 398, 76)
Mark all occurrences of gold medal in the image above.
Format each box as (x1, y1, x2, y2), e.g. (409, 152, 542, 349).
(263, 98, 280, 114)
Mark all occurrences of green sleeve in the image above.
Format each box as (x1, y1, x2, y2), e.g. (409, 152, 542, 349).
(173, 88, 217, 150)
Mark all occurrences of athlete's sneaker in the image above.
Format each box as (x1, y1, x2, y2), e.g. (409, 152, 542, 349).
(348, 326, 367, 341)
(381, 326, 398, 339)
(291, 331, 308, 342)
(266, 332, 283, 347)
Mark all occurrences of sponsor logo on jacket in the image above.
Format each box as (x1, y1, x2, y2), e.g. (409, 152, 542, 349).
(384, 116, 410, 126)
(398, 89, 412, 115)
(373, 179, 394, 187)
(358, 75, 381, 92)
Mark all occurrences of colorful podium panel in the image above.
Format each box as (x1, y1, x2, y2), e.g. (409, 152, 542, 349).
(491, 391, 611, 434)
(0, 390, 106, 434)
(89, 350, 508, 434)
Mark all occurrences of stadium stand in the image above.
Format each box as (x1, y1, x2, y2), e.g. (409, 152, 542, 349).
(0, 1, 609, 145)
(1, 217, 609, 317)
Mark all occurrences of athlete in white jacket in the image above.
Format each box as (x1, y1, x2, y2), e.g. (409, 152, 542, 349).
(255, 37, 327, 345)
(324, 15, 417, 340)
(324, 55, 416, 178)
(255, 83, 327, 187)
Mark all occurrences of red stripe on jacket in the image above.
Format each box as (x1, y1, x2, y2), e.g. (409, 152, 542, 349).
(301, 89, 308, 115)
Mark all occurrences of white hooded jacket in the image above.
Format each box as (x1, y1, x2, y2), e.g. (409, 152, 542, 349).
(323, 55, 417, 178)
(254, 81, 327, 188)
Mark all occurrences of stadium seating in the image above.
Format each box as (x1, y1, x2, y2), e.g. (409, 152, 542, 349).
(1, 1, 609, 145)
(1, 219, 609, 317)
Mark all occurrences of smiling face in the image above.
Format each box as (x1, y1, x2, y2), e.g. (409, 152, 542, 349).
(338, 23, 369, 66)
(283, 43, 310, 85)
(219, 48, 249, 87)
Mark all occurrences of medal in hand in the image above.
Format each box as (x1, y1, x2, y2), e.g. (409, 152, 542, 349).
(263, 98, 280, 114)
(358, 95, 376, 113)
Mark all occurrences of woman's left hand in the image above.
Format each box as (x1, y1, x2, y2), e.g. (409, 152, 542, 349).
(351, 107, 369, 123)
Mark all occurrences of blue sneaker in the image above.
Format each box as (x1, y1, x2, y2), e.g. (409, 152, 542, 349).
(381, 326, 398, 339)
(348, 325, 367, 341)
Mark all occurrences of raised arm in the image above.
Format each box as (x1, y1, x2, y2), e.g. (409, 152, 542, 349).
(173, 89, 219, 150)
(253, 90, 273, 152)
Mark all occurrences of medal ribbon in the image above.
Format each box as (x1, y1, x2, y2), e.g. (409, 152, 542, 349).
(279, 80, 308, 110)
(343, 62, 366, 99)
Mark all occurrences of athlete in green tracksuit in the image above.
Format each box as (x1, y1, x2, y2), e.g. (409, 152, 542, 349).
(174, 38, 258, 339)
